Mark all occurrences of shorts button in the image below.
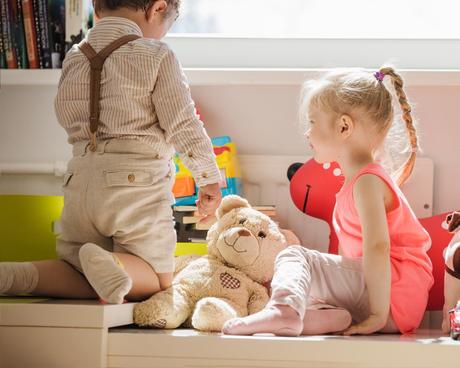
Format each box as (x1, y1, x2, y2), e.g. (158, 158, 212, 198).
(128, 174, 135, 183)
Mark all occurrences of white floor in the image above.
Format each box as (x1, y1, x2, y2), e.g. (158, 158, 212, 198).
(0, 298, 459, 368)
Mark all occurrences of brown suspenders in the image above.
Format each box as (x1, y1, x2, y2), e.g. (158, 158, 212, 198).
(78, 34, 141, 151)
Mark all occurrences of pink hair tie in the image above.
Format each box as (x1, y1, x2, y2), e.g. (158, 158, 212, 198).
(374, 71, 385, 82)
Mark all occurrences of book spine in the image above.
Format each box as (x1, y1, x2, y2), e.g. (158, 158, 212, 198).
(31, 0, 42, 68)
(0, 3, 6, 68)
(11, 0, 28, 68)
(1, 0, 18, 68)
(37, 0, 51, 68)
(21, 0, 39, 68)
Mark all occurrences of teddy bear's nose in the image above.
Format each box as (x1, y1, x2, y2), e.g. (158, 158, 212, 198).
(238, 229, 251, 237)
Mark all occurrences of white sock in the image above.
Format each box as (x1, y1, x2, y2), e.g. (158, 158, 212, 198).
(0, 262, 39, 294)
(79, 243, 132, 304)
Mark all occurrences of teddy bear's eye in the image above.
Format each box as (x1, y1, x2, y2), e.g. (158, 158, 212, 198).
(258, 231, 266, 238)
(239, 219, 246, 225)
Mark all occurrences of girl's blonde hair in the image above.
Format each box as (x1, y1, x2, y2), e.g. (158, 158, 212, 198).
(301, 66, 417, 186)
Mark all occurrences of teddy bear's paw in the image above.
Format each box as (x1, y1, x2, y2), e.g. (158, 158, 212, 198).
(133, 292, 187, 329)
(134, 301, 178, 329)
(191, 297, 242, 332)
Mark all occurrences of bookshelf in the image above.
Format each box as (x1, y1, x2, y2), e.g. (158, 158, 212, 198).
(3, 68, 460, 87)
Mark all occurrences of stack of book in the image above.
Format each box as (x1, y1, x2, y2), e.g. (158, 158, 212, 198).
(1, 0, 92, 69)
(173, 204, 278, 243)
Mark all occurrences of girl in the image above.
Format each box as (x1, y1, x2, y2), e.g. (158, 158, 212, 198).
(0, 0, 222, 304)
(223, 67, 434, 336)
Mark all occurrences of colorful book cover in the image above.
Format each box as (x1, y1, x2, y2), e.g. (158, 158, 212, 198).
(10, 0, 28, 68)
(21, 0, 39, 68)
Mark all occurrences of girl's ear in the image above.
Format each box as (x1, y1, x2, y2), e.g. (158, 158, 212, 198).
(145, 0, 168, 22)
(338, 114, 354, 139)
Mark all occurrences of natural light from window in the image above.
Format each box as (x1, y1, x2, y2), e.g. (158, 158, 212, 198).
(171, 0, 460, 39)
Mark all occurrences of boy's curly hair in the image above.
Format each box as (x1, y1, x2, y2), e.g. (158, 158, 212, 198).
(93, 0, 181, 17)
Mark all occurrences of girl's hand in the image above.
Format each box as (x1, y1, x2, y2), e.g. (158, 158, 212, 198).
(343, 314, 387, 335)
(196, 183, 222, 216)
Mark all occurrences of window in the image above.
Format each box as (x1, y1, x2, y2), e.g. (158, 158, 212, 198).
(166, 0, 460, 69)
(171, 0, 460, 38)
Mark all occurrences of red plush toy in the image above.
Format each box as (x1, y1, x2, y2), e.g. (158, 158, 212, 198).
(288, 159, 456, 311)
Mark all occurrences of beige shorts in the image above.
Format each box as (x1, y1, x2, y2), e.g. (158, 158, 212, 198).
(56, 139, 177, 274)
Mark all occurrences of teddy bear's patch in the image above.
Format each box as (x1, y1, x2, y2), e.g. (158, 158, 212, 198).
(220, 272, 241, 289)
(152, 319, 167, 328)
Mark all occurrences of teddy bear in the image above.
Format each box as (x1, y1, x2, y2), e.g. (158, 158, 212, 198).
(442, 211, 460, 333)
(133, 195, 290, 332)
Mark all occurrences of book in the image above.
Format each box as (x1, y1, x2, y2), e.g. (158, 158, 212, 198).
(1, 0, 17, 68)
(31, 0, 42, 67)
(194, 215, 217, 231)
(11, 0, 28, 68)
(182, 216, 199, 225)
(34, 0, 52, 68)
(38, 0, 52, 69)
(21, 0, 39, 68)
(0, 3, 7, 68)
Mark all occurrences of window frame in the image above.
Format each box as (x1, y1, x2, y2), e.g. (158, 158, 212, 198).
(164, 35, 460, 70)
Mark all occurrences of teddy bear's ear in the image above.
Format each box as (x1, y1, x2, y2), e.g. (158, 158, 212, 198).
(216, 195, 251, 219)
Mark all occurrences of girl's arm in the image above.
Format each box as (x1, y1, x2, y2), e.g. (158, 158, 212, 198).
(343, 173, 392, 335)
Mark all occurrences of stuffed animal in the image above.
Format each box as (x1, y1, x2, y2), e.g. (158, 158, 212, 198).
(442, 211, 460, 333)
(133, 195, 289, 332)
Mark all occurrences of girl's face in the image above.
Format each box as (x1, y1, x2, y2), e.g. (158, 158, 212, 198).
(305, 104, 342, 164)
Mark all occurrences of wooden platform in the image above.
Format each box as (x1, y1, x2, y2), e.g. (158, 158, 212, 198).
(1, 298, 459, 368)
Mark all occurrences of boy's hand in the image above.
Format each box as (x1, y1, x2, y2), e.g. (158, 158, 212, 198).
(196, 183, 222, 216)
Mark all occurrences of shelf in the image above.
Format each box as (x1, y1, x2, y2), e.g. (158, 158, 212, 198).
(108, 328, 459, 368)
(3, 68, 460, 87)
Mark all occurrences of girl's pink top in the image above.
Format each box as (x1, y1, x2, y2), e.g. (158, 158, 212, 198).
(333, 163, 434, 333)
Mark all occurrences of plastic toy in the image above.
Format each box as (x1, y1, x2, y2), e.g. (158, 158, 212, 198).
(173, 136, 242, 206)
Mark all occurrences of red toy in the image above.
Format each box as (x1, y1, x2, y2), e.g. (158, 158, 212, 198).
(288, 158, 456, 310)
(288, 160, 344, 255)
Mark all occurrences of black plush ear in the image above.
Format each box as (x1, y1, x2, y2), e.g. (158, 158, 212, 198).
(216, 195, 250, 219)
(447, 211, 460, 233)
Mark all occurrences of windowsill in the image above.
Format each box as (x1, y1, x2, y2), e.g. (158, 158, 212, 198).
(164, 36, 460, 69)
(3, 68, 460, 87)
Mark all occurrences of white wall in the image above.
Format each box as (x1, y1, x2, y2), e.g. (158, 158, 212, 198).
(0, 82, 459, 215)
